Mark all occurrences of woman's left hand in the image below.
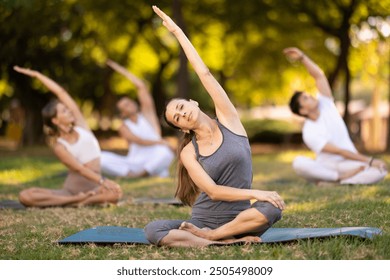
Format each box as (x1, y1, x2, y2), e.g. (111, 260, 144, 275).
(371, 159, 387, 172)
(283, 47, 304, 62)
(254, 190, 285, 210)
(101, 178, 122, 195)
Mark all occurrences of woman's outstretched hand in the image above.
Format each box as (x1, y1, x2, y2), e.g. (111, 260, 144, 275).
(101, 178, 122, 195)
(283, 47, 304, 63)
(254, 190, 286, 210)
(152, 5, 180, 34)
(13, 66, 38, 77)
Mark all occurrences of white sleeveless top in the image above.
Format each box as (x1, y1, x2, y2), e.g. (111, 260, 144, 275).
(57, 126, 101, 164)
(124, 114, 160, 159)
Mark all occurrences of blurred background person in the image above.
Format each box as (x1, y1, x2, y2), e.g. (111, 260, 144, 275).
(101, 59, 174, 178)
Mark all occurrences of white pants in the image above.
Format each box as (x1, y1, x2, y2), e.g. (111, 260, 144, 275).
(101, 145, 174, 178)
(292, 156, 387, 185)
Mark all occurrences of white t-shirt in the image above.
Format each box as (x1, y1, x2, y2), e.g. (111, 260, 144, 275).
(302, 94, 357, 162)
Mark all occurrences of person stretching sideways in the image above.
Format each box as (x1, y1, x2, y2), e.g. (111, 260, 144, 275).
(284, 47, 387, 185)
(144, 6, 285, 247)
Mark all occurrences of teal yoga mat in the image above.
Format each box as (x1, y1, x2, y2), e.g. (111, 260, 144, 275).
(57, 226, 382, 245)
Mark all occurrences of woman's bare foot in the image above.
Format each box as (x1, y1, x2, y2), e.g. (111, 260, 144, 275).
(180, 222, 215, 240)
(230, 235, 261, 244)
(338, 166, 365, 181)
(71, 190, 96, 207)
(209, 235, 261, 246)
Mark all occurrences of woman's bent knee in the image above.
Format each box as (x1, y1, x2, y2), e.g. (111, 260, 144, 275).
(144, 219, 183, 245)
(252, 201, 282, 226)
(18, 189, 34, 206)
(144, 221, 163, 245)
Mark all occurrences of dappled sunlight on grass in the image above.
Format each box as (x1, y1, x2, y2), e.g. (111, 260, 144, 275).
(122, 178, 174, 189)
(274, 150, 315, 163)
(252, 173, 269, 181)
(0, 163, 65, 185)
(252, 153, 297, 184)
(116, 176, 176, 199)
(359, 186, 382, 199)
(356, 184, 390, 202)
(286, 201, 326, 213)
(251, 150, 313, 184)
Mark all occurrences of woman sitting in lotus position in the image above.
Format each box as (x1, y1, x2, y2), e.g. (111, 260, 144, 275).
(14, 66, 122, 207)
(144, 6, 285, 247)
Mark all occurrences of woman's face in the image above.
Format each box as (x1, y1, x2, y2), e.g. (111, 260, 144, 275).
(53, 102, 75, 128)
(117, 97, 138, 118)
(165, 99, 200, 131)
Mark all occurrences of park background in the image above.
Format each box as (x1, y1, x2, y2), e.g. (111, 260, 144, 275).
(0, 0, 390, 260)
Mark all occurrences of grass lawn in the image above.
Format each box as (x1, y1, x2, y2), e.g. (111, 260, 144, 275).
(0, 145, 389, 260)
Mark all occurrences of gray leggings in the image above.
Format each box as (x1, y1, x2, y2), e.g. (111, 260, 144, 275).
(144, 201, 282, 245)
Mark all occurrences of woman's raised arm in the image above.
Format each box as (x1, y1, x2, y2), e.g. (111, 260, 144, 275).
(13, 66, 88, 129)
(152, 6, 245, 134)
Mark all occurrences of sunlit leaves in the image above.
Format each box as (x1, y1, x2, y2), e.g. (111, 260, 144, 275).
(0, 0, 389, 143)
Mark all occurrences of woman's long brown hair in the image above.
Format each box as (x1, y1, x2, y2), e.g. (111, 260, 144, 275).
(41, 99, 60, 146)
(163, 101, 199, 206)
(175, 131, 199, 206)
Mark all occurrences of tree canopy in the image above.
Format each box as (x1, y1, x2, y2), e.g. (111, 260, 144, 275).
(0, 0, 389, 144)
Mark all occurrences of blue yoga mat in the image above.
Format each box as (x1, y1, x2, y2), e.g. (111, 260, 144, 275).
(260, 227, 381, 243)
(57, 226, 382, 245)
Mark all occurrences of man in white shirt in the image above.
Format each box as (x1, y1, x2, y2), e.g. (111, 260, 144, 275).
(284, 47, 387, 185)
(101, 60, 174, 178)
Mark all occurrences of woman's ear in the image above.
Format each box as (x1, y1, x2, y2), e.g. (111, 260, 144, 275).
(180, 128, 190, 134)
(189, 99, 199, 106)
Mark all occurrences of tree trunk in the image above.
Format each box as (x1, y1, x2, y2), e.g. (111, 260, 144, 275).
(326, 33, 352, 131)
(13, 73, 48, 146)
(339, 21, 352, 129)
(327, 53, 343, 89)
(23, 106, 44, 145)
(343, 50, 351, 128)
(152, 62, 169, 122)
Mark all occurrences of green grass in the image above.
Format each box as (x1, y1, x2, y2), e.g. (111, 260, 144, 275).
(0, 146, 389, 260)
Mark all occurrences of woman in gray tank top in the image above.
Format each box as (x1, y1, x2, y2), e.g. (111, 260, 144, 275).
(144, 6, 285, 247)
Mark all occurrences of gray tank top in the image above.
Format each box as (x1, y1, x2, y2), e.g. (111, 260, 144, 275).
(191, 120, 253, 222)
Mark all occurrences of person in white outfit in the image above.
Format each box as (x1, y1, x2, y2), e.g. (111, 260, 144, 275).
(101, 59, 174, 178)
(284, 47, 387, 185)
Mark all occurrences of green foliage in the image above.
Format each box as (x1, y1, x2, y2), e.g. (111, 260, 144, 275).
(0, 0, 389, 144)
